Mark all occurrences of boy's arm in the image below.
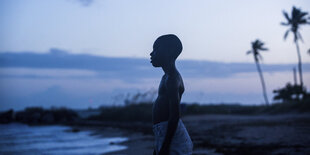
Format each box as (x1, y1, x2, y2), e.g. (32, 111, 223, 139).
(159, 77, 180, 154)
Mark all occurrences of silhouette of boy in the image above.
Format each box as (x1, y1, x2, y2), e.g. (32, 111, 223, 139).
(150, 34, 193, 155)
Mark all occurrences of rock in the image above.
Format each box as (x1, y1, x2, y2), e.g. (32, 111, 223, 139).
(41, 112, 55, 124)
(15, 111, 28, 123)
(15, 107, 80, 125)
(0, 109, 14, 124)
(72, 128, 80, 132)
(30, 112, 41, 124)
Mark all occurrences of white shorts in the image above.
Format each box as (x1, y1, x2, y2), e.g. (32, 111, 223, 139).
(152, 119, 193, 155)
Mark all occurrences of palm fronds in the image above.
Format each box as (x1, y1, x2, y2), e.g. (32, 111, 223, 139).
(281, 6, 309, 42)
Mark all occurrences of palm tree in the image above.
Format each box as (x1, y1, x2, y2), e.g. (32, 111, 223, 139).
(281, 6, 309, 87)
(247, 39, 269, 105)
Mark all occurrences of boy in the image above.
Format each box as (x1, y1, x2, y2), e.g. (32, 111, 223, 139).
(150, 34, 193, 155)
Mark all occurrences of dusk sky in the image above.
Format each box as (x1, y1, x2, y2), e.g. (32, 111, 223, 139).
(0, 0, 310, 110)
(1, 0, 310, 63)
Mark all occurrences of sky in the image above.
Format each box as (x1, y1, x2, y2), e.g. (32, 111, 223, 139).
(0, 0, 310, 63)
(0, 0, 310, 110)
(0, 51, 309, 110)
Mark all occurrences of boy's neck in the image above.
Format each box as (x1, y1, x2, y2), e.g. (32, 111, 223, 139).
(162, 61, 177, 75)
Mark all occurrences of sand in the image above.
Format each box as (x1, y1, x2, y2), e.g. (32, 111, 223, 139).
(78, 114, 310, 155)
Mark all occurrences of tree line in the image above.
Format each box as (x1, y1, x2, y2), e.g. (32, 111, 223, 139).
(247, 6, 310, 105)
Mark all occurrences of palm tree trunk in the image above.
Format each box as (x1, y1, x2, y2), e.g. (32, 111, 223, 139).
(293, 67, 297, 86)
(255, 61, 269, 105)
(295, 41, 303, 87)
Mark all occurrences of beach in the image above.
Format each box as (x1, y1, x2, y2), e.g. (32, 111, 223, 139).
(1, 113, 309, 154)
(101, 114, 310, 155)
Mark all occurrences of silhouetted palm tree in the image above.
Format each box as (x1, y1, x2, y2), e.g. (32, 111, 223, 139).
(247, 39, 269, 105)
(281, 6, 309, 87)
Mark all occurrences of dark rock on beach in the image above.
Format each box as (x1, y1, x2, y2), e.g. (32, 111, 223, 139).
(0, 109, 14, 124)
(15, 107, 80, 125)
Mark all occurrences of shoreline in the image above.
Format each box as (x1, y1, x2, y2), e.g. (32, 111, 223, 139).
(68, 124, 154, 155)
(75, 114, 310, 155)
(2, 113, 309, 154)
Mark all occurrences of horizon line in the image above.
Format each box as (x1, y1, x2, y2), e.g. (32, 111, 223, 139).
(1, 49, 309, 65)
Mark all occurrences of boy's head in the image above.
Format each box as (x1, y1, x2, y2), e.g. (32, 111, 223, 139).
(150, 34, 182, 67)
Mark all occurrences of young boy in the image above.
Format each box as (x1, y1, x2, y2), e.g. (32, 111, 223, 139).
(150, 34, 193, 155)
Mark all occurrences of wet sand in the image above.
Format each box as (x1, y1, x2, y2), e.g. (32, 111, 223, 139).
(70, 124, 154, 155)
(184, 114, 310, 155)
(81, 114, 310, 155)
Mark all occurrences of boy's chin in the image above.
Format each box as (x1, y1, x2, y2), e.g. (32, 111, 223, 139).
(151, 63, 161, 67)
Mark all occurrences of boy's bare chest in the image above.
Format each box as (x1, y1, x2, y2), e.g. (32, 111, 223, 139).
(158, 78, 167, 95)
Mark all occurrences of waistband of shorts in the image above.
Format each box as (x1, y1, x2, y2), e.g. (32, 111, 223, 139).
(152, 119, 182, 129)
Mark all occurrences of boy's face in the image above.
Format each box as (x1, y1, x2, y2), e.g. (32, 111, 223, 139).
(150, 41, 167, 67)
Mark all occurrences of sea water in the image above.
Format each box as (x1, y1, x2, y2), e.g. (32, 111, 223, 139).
(0, 123, 127, 155)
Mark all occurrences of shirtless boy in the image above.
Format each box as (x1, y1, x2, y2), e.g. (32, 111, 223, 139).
(150, 34, 193, 155)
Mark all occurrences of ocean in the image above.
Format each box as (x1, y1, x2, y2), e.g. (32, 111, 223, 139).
(0, 123, 128, 155)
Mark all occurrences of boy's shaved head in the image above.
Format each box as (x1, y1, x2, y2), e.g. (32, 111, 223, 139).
(153, 34, 183, 60)
(150, 34, 182, 67)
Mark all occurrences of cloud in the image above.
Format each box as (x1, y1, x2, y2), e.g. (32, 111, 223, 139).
(0, 68, 98, 79)
(1, 49, 310, 110)
(1, 49, 309, 80)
